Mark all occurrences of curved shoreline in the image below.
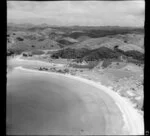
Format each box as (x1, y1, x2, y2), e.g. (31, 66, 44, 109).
(14, 66, 144, 135)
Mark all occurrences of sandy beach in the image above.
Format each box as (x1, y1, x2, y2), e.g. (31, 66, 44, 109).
(7, 57, 144, 135)
(14, 66, 144, 135)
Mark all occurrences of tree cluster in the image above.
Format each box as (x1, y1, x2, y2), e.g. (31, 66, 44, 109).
(51, 48, 90, 59)
(82, 47, 121, 61)
(51, 46, 144, 66)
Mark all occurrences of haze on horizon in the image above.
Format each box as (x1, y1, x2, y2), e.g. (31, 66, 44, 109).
(7, 1, 145, 27)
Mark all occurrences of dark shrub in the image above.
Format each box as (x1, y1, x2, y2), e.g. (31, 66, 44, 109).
(124, 40, 127, 43)
(22, 53, 28, 57)
(16, 37, 24, 41)
(58, 39, 73, 45)
(51, 53, 59, 59)
(64, 69, 69, 73)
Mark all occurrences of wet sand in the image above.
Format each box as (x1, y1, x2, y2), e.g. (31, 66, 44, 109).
(7, 68, 125, 135)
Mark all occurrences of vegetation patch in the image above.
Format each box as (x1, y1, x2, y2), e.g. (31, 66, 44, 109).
(51, 48, 90, 59)
(51, 46, 144, 66)
(57, 39, 74, 45)
(82, 47, 121, 61)
(16, 37, 24, 41)
(102, 59, 112, 68)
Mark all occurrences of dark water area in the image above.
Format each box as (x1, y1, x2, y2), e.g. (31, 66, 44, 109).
(7, 69, 106, 135)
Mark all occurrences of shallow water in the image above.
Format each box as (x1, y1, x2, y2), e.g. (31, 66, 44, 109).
(7, 68, 123, 135)
(7, 70, 86, 134)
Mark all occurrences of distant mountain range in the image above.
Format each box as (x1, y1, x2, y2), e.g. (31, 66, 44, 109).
(7, 22, 144, 29)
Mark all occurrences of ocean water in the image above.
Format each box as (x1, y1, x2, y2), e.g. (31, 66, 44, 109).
(7, 69, 107, 135)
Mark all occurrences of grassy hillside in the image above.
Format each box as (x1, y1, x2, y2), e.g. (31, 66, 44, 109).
(63, 27, 144, 39)
(7, 24, 144, 56)
(71, 34, 144, 52)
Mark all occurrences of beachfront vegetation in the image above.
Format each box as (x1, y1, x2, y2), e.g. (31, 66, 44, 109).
(69, 60, 99, 69)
